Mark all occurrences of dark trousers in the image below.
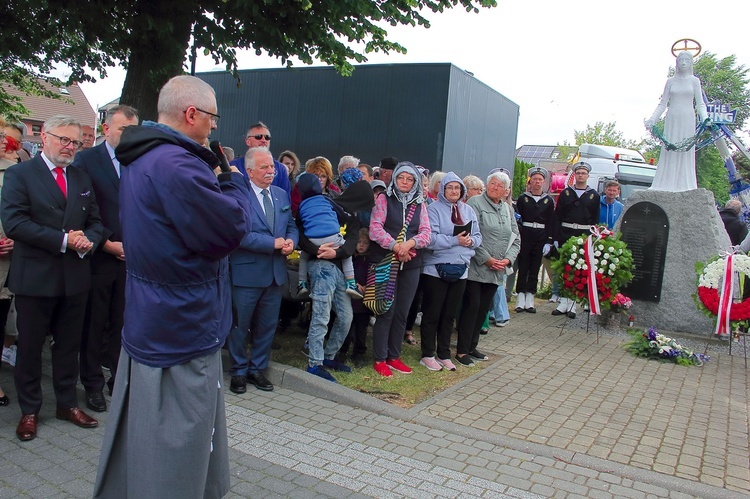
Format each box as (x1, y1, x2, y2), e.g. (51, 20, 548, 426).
(340, 312, 371, 358)
(405, 279, 424, 331)
(457, 280, 498, 355)
(14, 292, 88, 414)
(81, 265, 125, 393)
(372, 266, 420, 362)
(420, 275, 466, 360)
(516, 238, 544, 294)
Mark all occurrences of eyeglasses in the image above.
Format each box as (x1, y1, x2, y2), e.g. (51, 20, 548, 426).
(46, 132, 84, 150)
(248, 134, 271, 141)
(187, 107, 220, 125)
(0, 133, 6, 141)
(396, 175, 415, 184)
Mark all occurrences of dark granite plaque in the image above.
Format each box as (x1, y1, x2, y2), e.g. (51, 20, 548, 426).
(620, 202, 669, 302)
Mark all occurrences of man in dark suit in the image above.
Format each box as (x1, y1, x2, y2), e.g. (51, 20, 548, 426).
(73, 105, 139, 412)
(227, 146, 298, 393)
(0, 114, 104, 441)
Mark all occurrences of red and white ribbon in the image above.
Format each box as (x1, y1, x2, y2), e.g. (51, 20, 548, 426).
(714, 251, 736, 336)
(585, 226, 612, 316)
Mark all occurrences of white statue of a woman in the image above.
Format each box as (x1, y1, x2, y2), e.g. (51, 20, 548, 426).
(645, 51, 708, 192)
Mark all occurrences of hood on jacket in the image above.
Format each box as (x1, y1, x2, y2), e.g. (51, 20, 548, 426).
(335, 180, 375, 214)
(115, 121, 220, 169)
(297, 172, 323, 201)
(386, 161, 424, 205)
(437, 171, 466, 204)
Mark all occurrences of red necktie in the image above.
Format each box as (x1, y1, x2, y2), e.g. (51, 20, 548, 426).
(54, 167, 67, 198)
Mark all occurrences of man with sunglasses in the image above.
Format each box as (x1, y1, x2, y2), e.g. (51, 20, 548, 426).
(1, 114, 104, 441)
(230, 121, 291, 194)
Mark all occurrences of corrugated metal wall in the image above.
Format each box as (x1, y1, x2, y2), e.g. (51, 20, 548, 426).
(443, 65, 519, 180)
(199, 63, 517, 177)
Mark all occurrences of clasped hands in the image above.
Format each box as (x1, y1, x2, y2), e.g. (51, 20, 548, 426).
(485, 256, 510, 271)
(393, 239, 417, 262)
(0, 237, 13, 258)
(68, 230, 93, 253)
(274, 237, 295, 256)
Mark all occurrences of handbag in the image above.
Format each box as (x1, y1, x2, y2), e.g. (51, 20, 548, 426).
(363, 203, 417, 315)
(435, 263, 467, 283)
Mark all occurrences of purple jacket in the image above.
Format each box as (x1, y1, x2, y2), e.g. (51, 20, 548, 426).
(116, 122, 252, 367)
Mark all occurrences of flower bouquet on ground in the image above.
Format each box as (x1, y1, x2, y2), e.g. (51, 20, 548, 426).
(695, 253, 750, 338)
(550, 226, 634, 312)
(610, 293, 632, 313)
(623, 327, 709, 366)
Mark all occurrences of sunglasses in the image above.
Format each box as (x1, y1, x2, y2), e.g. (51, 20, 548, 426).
(248, 134, 271, 141)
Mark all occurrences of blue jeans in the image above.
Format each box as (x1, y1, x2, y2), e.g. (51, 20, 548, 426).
(492, 279, 510, 322)
(307, 259, 353, 367)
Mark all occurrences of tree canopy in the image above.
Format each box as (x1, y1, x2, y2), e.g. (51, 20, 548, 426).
(573, 121, 640, 149)
(2, 0, 496, 120)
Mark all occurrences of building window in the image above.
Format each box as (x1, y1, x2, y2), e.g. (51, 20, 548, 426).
(32, 125, 41, 136)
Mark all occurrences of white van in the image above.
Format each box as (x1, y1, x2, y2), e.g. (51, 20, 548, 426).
(575, 144, 656, 199)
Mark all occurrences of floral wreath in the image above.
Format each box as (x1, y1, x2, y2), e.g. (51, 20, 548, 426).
(551, 225, 634, 312)
(695, 253, 750, 332)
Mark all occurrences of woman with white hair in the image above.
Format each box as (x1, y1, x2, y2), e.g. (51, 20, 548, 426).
(456, 171, 520, 366)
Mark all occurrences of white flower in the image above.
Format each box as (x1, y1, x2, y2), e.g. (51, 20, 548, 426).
(568, 259, 576, 265)
(609, 263, 616, 269)
(613, 257, 619, 264)
(577, 238, 584, 245)
(582, 264, 588, 270)
(617, 249, 623, 255)
(598, 244, 604, 251)
(594, 250, 601, 257)
(579, 249, 585, 255)
(575, 263, 582, 270)
(608, 270, 614, 276)
(659, 345, 673, 354)
(608, 246, 615, 252)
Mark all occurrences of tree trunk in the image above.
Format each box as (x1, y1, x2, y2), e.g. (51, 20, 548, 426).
(119, 0, 198, 121)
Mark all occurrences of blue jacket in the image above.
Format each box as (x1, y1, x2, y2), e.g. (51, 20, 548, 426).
(230, 156, 291, 195)
(599, 195, 624, 229)
(116, 122, 252, 368)
(297, 172, 340, 239)
(423, 172, 482, 273)
(229, 184, 298, 288)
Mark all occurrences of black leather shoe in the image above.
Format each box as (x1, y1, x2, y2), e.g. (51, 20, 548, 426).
(567, 311, 576, 319)
(247, 371, 274, 391)
(525, 307, 536, 314)
(515, 307, 524, 313)
(551, 309, 564, 316)
(85, 390, 107, 412)
(229, 375, 247, 394)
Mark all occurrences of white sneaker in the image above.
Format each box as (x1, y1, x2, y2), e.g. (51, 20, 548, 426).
(2, 345, 17, 366)
(436, 358, 457, 371)
(496, 319, 509, 327)
(549, 294, 559, 303)
(419, 356, 442, 371)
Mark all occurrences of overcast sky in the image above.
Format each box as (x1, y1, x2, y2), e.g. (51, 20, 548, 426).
(79, 0, 750, 149)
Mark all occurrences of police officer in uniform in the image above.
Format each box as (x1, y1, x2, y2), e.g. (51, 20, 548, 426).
(552, 161, 599, 318)
(515, 166, 555, 313)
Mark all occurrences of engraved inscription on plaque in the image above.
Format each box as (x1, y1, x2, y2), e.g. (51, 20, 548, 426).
(620, 202, 669, 302)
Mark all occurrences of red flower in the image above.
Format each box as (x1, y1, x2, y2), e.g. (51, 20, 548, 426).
(577, 284, 584, 290)
(603, 277, 611, 284)
(565, 265, 572, 272)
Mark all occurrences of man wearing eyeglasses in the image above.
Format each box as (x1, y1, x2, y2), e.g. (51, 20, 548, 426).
(93, 75, 252, 498)
(0, 114, 104, 442)
(73, 105, 139, 413)
(229, 121, 291, 194)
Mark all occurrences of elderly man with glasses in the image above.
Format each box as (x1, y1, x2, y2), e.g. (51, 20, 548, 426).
(1, 114, 104, 441)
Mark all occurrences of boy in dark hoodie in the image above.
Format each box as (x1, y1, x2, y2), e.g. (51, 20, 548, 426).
(296, 174, 374, 299)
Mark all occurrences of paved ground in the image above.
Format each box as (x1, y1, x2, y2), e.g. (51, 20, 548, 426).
(0, 300, 747, 498)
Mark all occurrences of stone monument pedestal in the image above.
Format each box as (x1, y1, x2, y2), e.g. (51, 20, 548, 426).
(616, 189, 730, 335)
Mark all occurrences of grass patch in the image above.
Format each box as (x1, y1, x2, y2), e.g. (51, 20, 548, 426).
(271, 318, 490, 408)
